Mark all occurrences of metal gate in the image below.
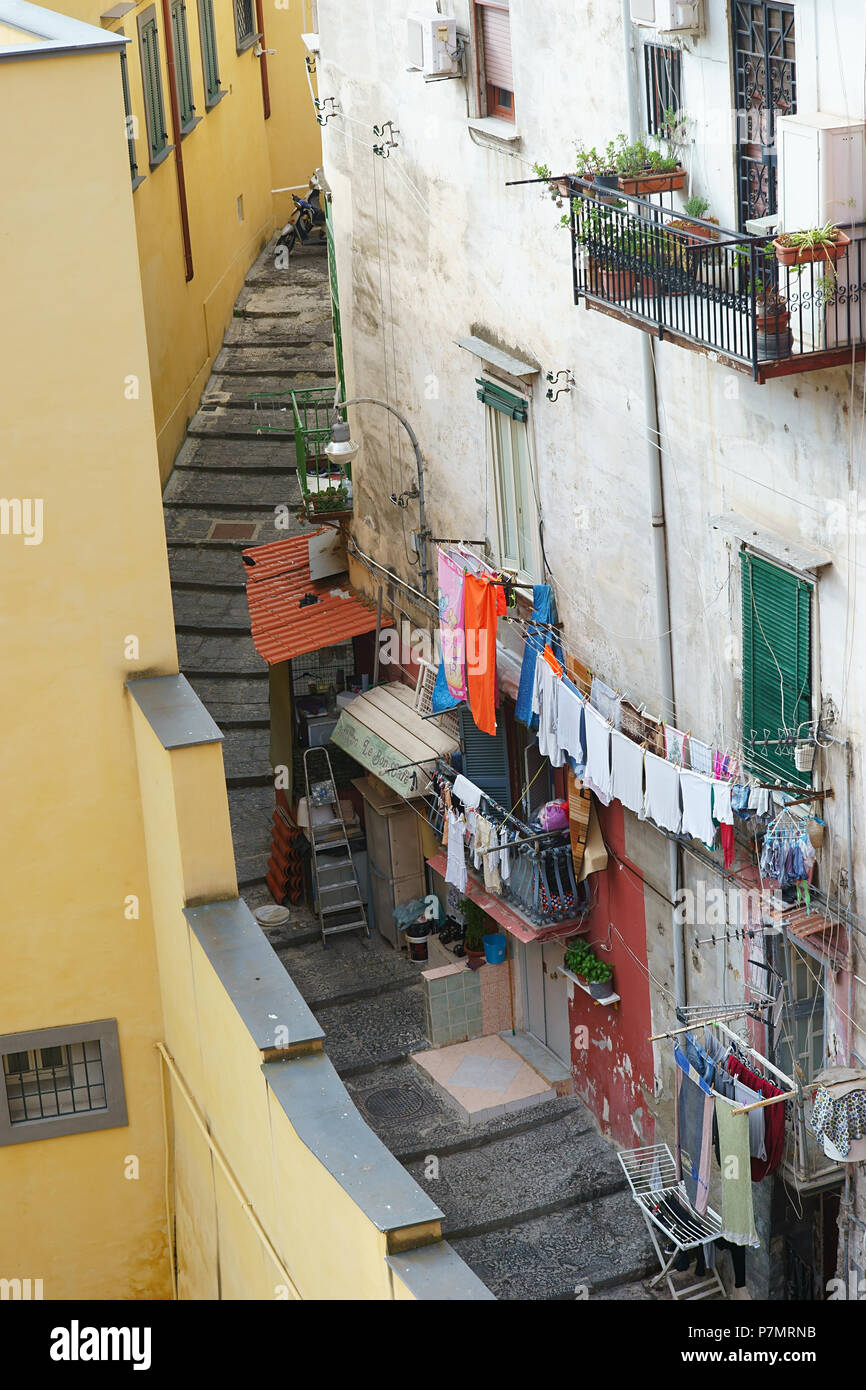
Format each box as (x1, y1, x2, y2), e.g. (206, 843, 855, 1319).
(323, 197, 346, 402)
(732, 2, 796, 226)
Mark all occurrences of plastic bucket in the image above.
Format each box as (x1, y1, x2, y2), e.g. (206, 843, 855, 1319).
(483, 933, 507, 965)
(406, 934, 429, 963)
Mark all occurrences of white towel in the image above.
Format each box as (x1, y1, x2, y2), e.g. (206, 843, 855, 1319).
(643, 752, 682, 833)
(557, 682, 586, 767)
(610, 729, 645, 814)
(713, 780, 734, 826)
(532, 659, 564, 767)
(453, 774, 482, 810)
(680, 770, 717, 847)
(584, 702, 613, 804)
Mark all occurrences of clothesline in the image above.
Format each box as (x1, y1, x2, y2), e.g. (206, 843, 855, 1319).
(655, 1016, 796, 1115)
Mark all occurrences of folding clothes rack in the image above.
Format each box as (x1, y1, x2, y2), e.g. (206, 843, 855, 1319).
(617, 1145, 727, 1301)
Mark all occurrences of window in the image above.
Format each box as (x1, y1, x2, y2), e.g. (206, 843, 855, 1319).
(459, 708, 511, 806)
(740, 551, 812, 785)
(170, 0, 196, 131)
(0, 1020, 127, 1146)
(138, 7, 170, 165)
(644, 42, 682, 136)
(198, 0, 222, 107)
(119, 44, 141, 187)
(234, 0, 257, 52)
(479, 378, 538, 581)
(475, 1, 514, 122)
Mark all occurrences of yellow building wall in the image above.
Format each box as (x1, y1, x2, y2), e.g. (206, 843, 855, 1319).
(64, 1, 322, 481)
(0, 47, 177, 1299)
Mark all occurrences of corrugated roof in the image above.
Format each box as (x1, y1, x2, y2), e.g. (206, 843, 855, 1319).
(241, 533, 389, 665)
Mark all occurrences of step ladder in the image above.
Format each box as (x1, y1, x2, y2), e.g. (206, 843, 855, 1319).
(303, 747, 370, 949)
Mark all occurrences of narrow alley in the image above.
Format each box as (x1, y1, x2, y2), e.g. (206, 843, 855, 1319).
(161, 236, 656, 1302)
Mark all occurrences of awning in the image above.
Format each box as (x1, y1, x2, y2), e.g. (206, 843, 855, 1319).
(241, 533, 390, 665)
(330, 684, 458, 798)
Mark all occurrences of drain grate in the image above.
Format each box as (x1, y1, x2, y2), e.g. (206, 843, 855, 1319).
(208, 521, 258, 540)
(361, 1083, 438, 1123)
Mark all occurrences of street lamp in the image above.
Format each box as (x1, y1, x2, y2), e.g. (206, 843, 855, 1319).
(325, 396, 430, 595)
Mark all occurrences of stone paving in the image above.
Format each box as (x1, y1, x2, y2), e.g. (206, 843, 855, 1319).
(161, 234, 660, 1301)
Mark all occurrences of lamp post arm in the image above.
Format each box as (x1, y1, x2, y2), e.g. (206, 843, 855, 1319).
(334, 396, 429, 596)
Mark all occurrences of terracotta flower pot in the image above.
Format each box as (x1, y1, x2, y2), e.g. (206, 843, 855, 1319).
(773, 229, 850, 266)
(618, 167, 687, 196)
(755, 310, 791, 334)
(601, 267, 637, 301)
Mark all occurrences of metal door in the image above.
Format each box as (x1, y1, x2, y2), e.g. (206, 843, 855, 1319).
(732, 3, 796, 226)
(523, 940, 571, 1065)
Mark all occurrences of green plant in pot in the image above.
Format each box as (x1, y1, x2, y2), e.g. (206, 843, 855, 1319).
(584, 955, 614, 1000)
(565, 939, 593, 980)
(459, 897, 493, 957)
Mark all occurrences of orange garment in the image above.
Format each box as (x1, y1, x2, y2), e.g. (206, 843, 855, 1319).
(543, 644, 563, 679)
(464, 572, 498, 736)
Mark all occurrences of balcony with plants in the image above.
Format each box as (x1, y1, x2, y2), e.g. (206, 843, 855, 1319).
(250, 385, 354, 523)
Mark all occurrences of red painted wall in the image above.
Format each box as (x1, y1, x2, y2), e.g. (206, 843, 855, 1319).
(568, 799, 655, 1148)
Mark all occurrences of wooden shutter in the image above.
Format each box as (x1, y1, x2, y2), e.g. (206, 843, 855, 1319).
(171, 0, 195, 128)
(476, 378, 527, 421)
(459, 709, 511, 807)
(140, 16, 168, 159)
(198, 0, 221, 103)
(741, 551, 812, 784)
(479, 2, 513, 89)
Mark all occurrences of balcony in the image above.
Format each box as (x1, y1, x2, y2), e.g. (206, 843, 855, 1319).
(567, 180, 866, 382)
(250, 385, 354, 522)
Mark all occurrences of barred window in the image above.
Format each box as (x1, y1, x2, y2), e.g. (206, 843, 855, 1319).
(0, 1021, 127, 1146)
(234, 0, 256, 50)
(644, 43, 682, 136)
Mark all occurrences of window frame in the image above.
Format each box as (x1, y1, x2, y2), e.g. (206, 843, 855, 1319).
(473, 0, 515, 124)
(137, 5, 172, 168)
(197, 0, 224, 109)
(482, 382, 540, 584)
(643, 41, 682, 137)
(233, 0, 260, 54)
(170, 0, 197, 134)
(740, 549, 813, 786)
(0, 1020, 127, 1146)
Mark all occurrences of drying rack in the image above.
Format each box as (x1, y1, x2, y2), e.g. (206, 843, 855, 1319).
(649, 1015, 797, 1114)
(617, 1145, 727, 1301)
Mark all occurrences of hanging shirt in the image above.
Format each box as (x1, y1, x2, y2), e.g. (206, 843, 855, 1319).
(610, 728, 645, 815)
(445, 809, 467, 892)
(680, 770, 717, 848)
(437, 549, 468, 700)
(727, 1055, 786, 1179)
(514, 585, 561, 728)
(557, 681, 586, 771)
(531, 658, 564, 767)
(731, 1077, 768, 1162)
(453, 774, 483, 810)
(474, 815, 502, 894)
(464, 572, 498, 736)
(583, 702, 613, 805)
(712, 780, 734, 826)
(688, 736, 714, 776)
(643, 751, 682, 833)
(590, 676, 621, 730)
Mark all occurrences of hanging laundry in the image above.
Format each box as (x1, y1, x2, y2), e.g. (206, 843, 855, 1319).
(726, 1055, 785, 1179)
(731, 783, 752, 819)
(590, 675, 622, 731)
(720, 823, 735, 869)
(714, 1095, 760, 1247)
(749, 786, 771, 817)
(619, 697, 645, 743)
(714, 751, 731, 780)
(664, 724, 688, 768)
(445, 808, 467, 892)
(432, 657, 462, 713)
(499, 828, 512, 881)
(453, 774, 483, 810)
(674, 1042, 714, 1216)
(475, 815, 502, 894)
(641, 711, 666, 758)
(531, 655, 565, 767)
(643, 752, 682, 834)
(712, 780, 734, 826)
(583, 702, 613, 805)
(688, 736, 714, 777)
(437, 549, 468, 700)
(810, 1080, 866, 1160)
(610, 728, 645, 815)
(680, 770, 717, 849)
(515, 585, 561, 728)
(464, 572, 498, 736)
(557, 679, 586, 773)
(730, 1078, 768, 1162)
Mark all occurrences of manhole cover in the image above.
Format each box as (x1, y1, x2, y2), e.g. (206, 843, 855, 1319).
(361, 1083, 436, 1122)
(209, 521, 258, 540)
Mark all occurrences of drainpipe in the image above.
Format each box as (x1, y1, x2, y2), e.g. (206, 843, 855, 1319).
(254, 0, 272, 120)
(621, 2, 684, 1008)
(161, 0, 194, 282)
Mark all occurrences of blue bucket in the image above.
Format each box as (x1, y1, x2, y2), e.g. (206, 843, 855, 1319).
(483, 933, 507, 965)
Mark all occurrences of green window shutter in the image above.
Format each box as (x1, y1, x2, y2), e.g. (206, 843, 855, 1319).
(119, 49, 139, 183)
(171, 0, 196, 129)
(140, 17, 168, 161)
(459, 710, 511, 807)
(741, 552, 812, 785)
(476, 378, 528, 421)
(198, 0, 221, 104)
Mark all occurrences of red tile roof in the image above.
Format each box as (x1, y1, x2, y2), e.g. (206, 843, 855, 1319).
(241, 533, 390, 665)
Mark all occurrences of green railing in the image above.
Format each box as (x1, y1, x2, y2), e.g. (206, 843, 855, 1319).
(249, 386, 353, 521)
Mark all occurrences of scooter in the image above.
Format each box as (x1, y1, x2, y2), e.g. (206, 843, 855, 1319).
(276, 176, 326, 254)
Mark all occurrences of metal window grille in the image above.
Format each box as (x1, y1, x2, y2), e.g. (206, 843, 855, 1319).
(198, 0, 221, 104)
(234, 0, 255, 47)
(119, 48, 139, 182)
(140, 15, 168, 161)
(644, 43, 682, 135)
(171, 0, 196, 128)
(3, 1041, 107, 1124)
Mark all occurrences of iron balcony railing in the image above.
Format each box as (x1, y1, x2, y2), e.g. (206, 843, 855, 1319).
(567, 178, 866, 380)
(428, 771, 589, 927)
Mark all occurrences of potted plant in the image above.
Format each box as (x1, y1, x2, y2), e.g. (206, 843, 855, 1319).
(586, 956, 615, 1000)
(668, 194, 719, 244)
(564, 939, 592, 981)
(755, 286, 790, 335)
(614, 133, 686, 196)
(459, 897, 492, 961)
(532, 162, 570, 208)
(577, 201, 639, 301)
(571, 139, 620, 194)
(773, 222, 850, 267)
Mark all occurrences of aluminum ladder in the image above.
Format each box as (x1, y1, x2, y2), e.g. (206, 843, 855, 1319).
(303, 747, 369, 948)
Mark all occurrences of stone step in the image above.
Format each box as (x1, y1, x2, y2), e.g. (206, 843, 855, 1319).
(185, 672, 269, 725)
(449, 1190, 657, 1300)
(213, 347, 337, 377)
(168, 546, 254, 585)
(224, 316, 333, 347)
(163, 469, 298, 509)
(313, 988, 428, 1075)
(205, 372, 337, 399)
(164, 511, 311, 545)
(245, 263, 330, 289)
(221, 725, 273, 785)
(171, 587, 253, 632)
(187, 407, 298, 443)
(228, 783, 278, 885)
(403, 1109, 628, 1240)
(178, 631, 265, 673)
(171, 435, 303, 472)
(277, 933, 421, 1011)
(235, 285, 331, 316)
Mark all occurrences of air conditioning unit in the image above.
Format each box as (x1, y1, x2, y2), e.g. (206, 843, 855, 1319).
(407, 13, 459, 78)
(631, 0, 702, 31)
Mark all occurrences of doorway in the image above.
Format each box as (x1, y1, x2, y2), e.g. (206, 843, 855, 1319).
(732, 2, 797, 226)
(522, 938, 571, 1066)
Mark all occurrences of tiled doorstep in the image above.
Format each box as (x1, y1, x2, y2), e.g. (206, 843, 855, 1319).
(410, 1034, 556, 1126)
